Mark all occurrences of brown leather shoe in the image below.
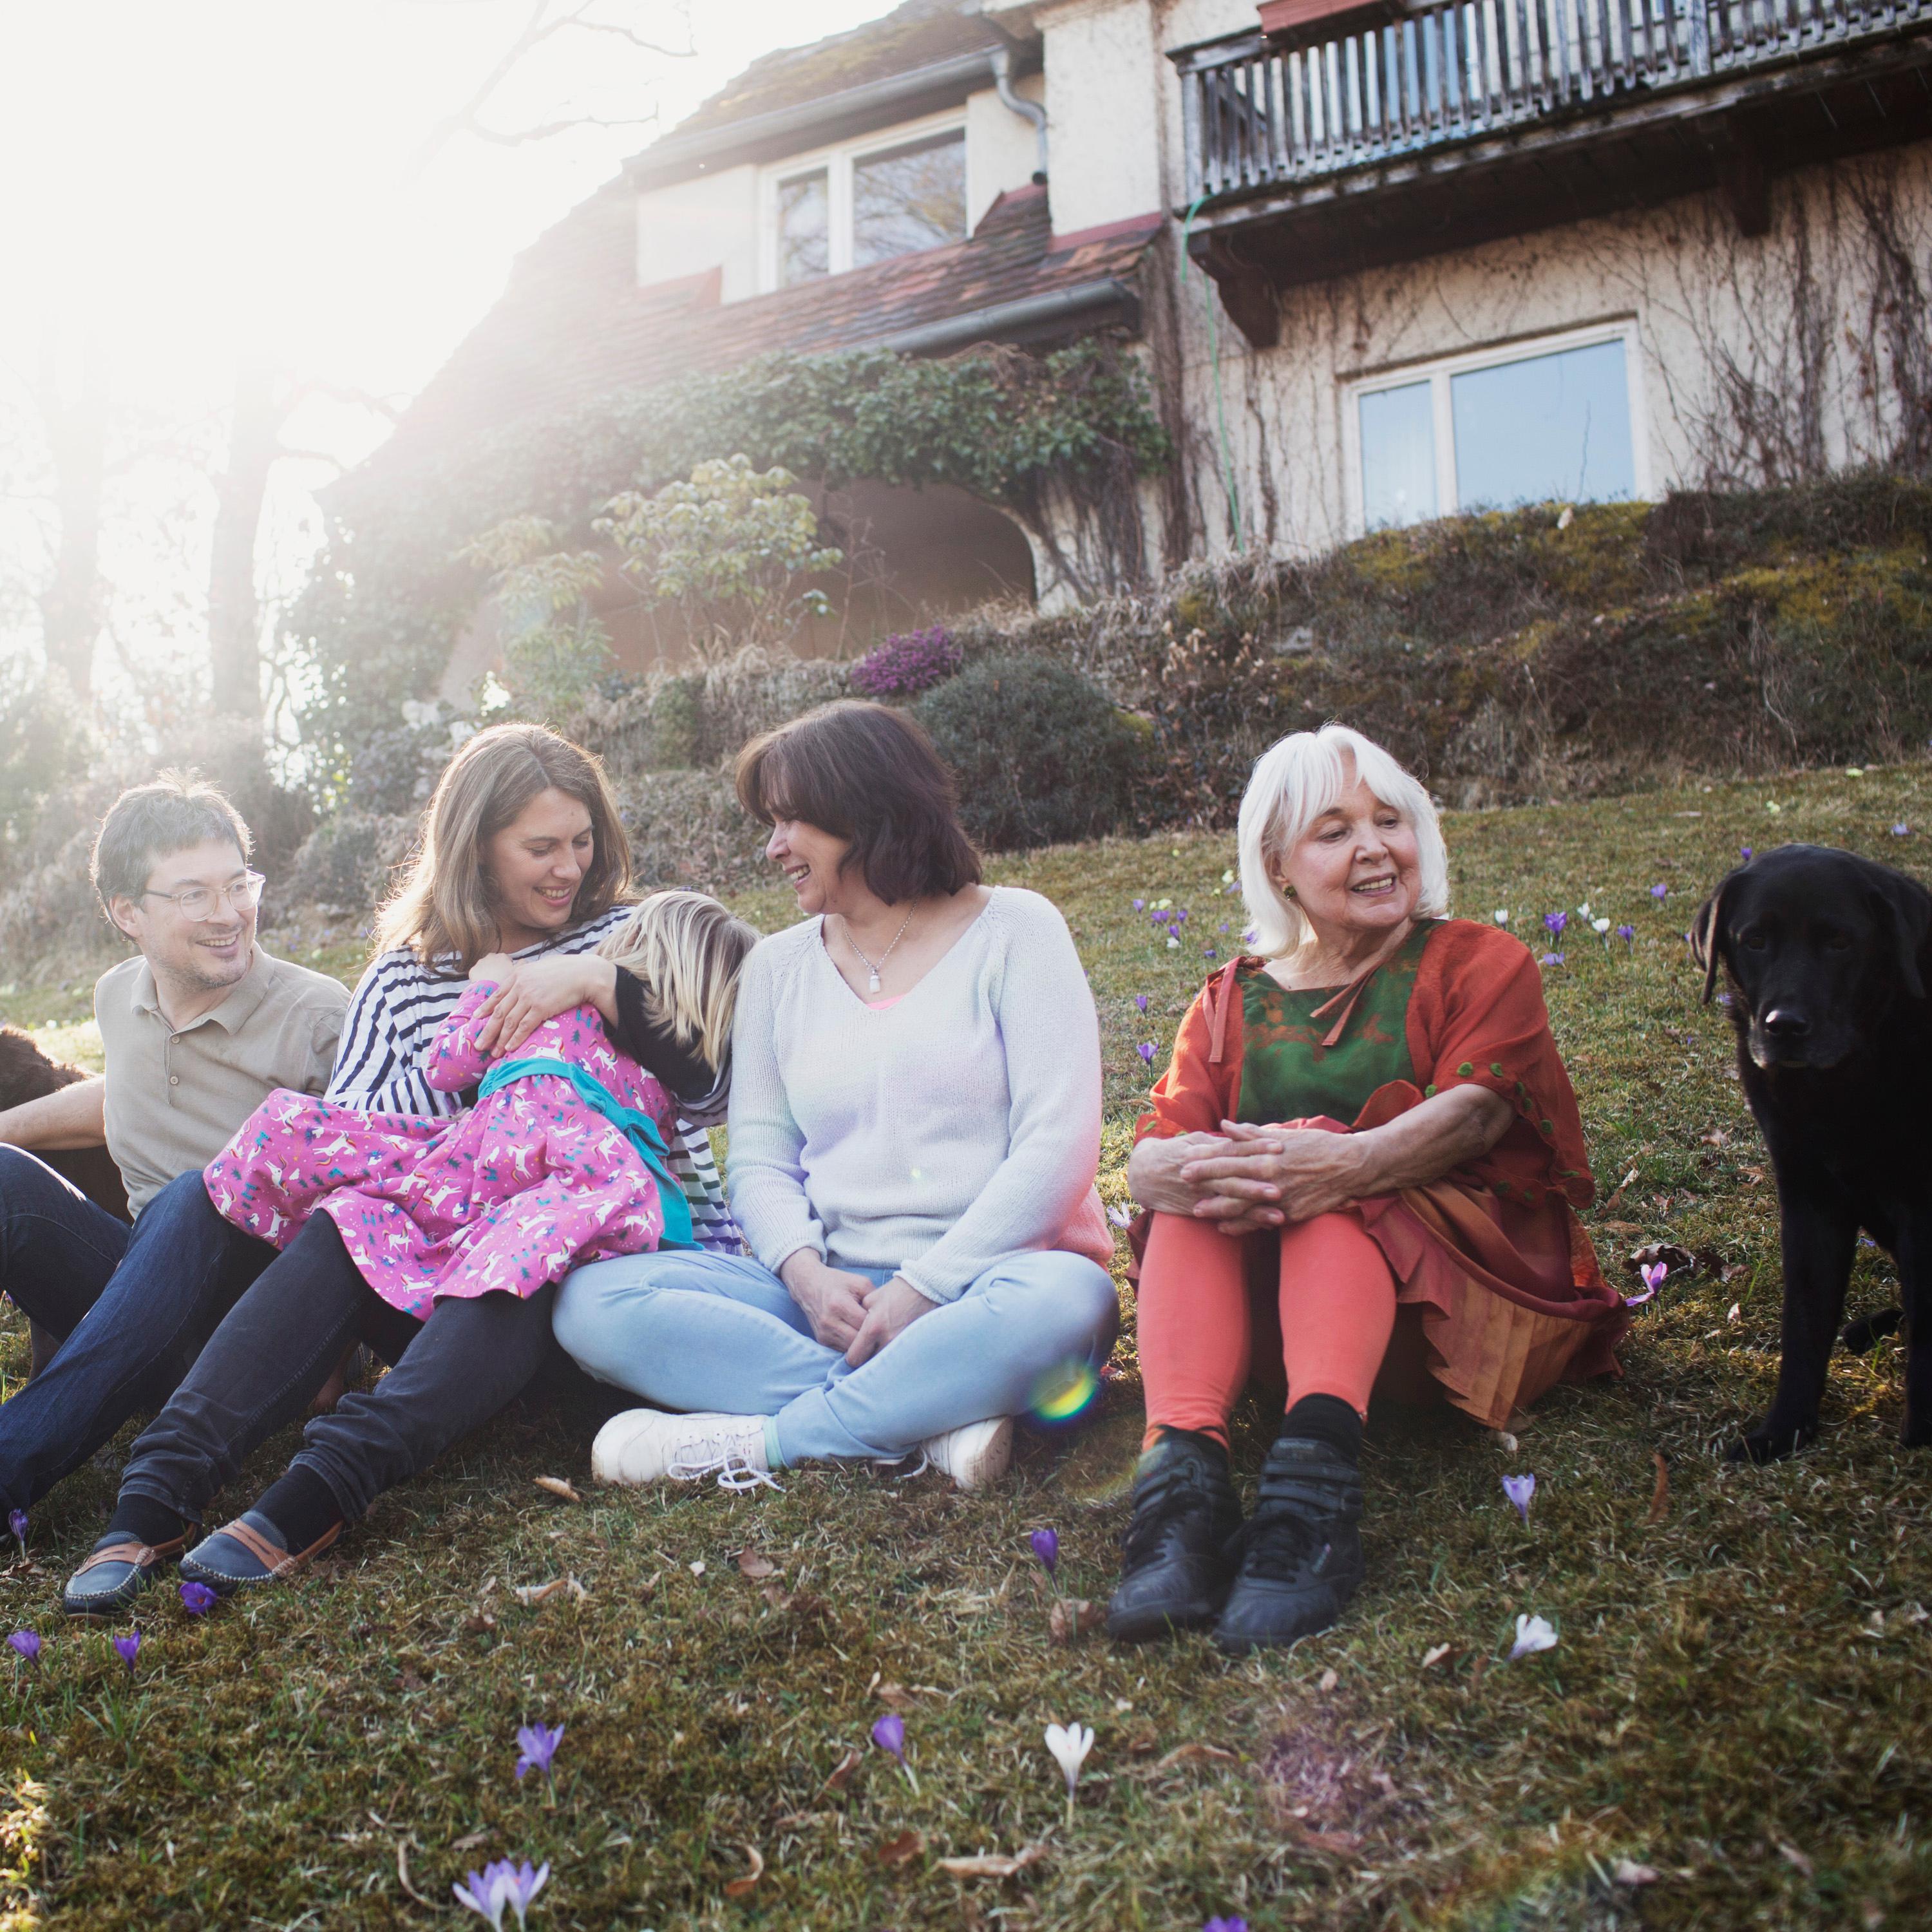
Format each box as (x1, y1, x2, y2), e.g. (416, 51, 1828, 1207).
(179, 1512, 343, 1597)
(62, 1534, 188, 1618)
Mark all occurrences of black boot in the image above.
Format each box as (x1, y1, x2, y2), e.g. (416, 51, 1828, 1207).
(1105, 1430, 1243, 1642)
(1214, 1428, 1365, 1654)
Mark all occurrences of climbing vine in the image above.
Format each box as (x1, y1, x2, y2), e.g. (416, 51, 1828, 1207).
(287, 340, 1170, 788)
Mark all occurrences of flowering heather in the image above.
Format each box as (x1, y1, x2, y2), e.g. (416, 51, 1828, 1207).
(849, 626, 961, 700)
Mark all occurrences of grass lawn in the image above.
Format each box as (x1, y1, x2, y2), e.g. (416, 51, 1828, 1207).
(3, 766, 1931, 1929)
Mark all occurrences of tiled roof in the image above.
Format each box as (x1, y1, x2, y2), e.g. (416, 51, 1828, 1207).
(352, 185, 1164, 488)
(662, 0, 1007, 144)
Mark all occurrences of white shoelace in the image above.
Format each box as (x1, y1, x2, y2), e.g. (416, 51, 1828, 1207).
(668, 1435, 784, 1494)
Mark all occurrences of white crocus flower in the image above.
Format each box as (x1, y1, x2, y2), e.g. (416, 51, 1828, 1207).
(1492, 909, 1509, 925)
(1593, 916, 1611, 936)
(1044, 1721, 1095, 1824)
(1510, 1613, 1558, 1660)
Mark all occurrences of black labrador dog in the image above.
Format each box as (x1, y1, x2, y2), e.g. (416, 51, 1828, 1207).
(1691, 844, 1932, 1461)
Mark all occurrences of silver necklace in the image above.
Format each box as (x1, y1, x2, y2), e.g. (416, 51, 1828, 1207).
(842, 906, 914, 994)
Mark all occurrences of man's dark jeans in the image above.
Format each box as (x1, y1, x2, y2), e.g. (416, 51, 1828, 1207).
(0, 1160, 270, 1515)
(119, 1211, 559, 1528)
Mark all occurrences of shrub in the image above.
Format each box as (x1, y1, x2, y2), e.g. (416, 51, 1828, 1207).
(850, 626, 962, 701)
(914, 654, 1142, 851)
(279, 811, 417, 918)
(619, 772, 768, 889)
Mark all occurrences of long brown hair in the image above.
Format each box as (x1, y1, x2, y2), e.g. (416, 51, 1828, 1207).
(376, 723, 632, 970)
(735, 700, 980, 904)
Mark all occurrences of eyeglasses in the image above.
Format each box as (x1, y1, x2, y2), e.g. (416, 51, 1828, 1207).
(138, 871, 266, 922)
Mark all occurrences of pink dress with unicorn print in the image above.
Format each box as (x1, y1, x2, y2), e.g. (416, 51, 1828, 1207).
(202, 981, 679, 1319)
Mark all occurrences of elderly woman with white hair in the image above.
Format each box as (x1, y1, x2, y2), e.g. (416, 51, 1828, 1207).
(1108, 724, 1625, 1653)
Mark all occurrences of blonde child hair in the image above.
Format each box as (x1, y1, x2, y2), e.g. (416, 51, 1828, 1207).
(597, 890, 759, 1075)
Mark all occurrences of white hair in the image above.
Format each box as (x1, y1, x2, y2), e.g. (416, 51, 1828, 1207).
(1236, 724, 1449, 956)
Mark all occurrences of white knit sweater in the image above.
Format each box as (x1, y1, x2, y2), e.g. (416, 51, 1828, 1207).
(726, 886, 1110, 1303)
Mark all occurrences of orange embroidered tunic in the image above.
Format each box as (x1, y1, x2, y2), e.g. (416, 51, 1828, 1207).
(1134, 918, 1627, 1428)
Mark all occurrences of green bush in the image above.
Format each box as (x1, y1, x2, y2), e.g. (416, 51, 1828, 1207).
(914, 654, 1142, 851)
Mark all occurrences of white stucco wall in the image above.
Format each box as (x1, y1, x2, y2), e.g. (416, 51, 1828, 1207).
(1035, 0, 1167, 235)
(965, 74, 1046, 231)
(635, 164, 759, 299)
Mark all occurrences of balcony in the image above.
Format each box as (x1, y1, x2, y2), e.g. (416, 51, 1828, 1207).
(1172, 0, 1932, 342)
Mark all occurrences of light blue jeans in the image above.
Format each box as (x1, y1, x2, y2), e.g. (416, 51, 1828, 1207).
(553, 1247, 1120, 1466)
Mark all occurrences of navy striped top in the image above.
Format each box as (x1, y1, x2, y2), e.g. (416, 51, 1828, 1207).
(325, 904, 739, 1251)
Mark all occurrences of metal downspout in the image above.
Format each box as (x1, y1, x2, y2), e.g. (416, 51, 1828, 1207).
(990, 44, 1048, 184)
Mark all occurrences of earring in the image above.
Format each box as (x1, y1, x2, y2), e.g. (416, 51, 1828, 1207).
(1283, 884, 1297, 900)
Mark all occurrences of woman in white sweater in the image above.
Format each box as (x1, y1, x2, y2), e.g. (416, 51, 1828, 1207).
(553, 701, 1119, 1491)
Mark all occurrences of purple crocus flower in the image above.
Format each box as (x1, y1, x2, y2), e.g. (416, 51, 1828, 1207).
(1740, 847, 1752, 860)
(1106, 1204, 1133, 1229)
(7, 1510, 25, 1556)
(456, 1858, 551, 1931)
(1137, 1042, 1157, 1065)
(178, 1581, 217, 1616)
(112, 1631, 141, 1680)
(1540, 951, 1565, 967)
(1543, 911, 1568, 936)
(1626, 1260, 1669, 1307)
(1134, 993, 1150, 1012)
(1615, 923, 1634, 944)
(514, 1721, 564, 1782)
(1649, 882, 1668, 900)
(6, 1631, 39, 1666)
(1131, 898, 1145, 912)
(487, 1860, 549, 1930)
(1030, 1528, 1059, 1576)
(1175, 909, 1189, 925)
(1502, 1473, 1537, 1524)
(1893, 823, 1911, 838)
(871, 1711, 906, 1764)
(1203, 947, 1217, 960)
(1204, 1919, 1250, 1932)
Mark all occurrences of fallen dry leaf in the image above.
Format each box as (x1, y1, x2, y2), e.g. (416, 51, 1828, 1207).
(1626, 1242, 1694, 1276)
(1612, 1859, 1660, 1887)
(875, 1681, 915, 1710)
(876, 1830, 925, 1868)
(736, 1549, 779, 1580)
(1492, 1430, 1519, 1454)
(1153, 1742, 1237, 1772)
(1741, 1165, 1766, 1187)
(761, 1584, 792, 1612)
(688, 1560, 706, 1577)
(1047, 1598, 1105, 1645)
(1777, 1841, 1814, 1878)
(1602, 1168, 1640, 1212)
(397, 1666, 427, 1693)
(1466, 1654, 1488, 1693)
(722, 1842, 764, 1899)
(1648, 1451, 1671, 1526)
(1125, 1729, 1160, 1755)
(1721, 1261, 1748, 1283)
(513, 1578, 567, 1607)
(823, 1747, 862, 1792)
(936, 1845, 1048, 1879)
(460, 1610, 496, 1635)
(1598, 1218, 1647, 1235)
(1421, 1643, 1454, 1669)
(449, 1831, 488, 1853)
(533, 1475, 582, 1504)
(1317, 1668, 1338, 1692)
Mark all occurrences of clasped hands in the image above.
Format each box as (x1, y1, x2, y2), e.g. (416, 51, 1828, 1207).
(781, 1251, 935, 1366)
(1169, 1120, 1370, 1236)
(466, 953, 615, 1057)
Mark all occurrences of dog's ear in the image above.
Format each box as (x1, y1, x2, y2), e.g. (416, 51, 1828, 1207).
(1868, 868, 1932, 1001)
(1690, 873, 1738, 1006)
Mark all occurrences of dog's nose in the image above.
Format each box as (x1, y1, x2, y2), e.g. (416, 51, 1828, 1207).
(1762, 1007, 1812, 1039)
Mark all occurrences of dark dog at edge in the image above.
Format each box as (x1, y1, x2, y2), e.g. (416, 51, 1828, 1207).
(1692, 844, 1932, 1461)
(0, 1025, 130, 1378)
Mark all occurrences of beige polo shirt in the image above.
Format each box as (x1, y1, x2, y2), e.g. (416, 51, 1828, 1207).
(95, 945, 350, 1216)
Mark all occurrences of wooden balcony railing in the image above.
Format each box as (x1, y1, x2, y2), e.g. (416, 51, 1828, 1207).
(1176, 0, 1931, 205)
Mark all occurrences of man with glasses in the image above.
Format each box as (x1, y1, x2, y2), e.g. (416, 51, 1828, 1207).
(0, 772, 347, 1519)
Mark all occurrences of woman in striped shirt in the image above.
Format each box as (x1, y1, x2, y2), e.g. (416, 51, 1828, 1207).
(64, 723, 738, 1616)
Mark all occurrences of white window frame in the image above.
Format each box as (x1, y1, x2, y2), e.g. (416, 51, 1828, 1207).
(759, 108, 971, 293)
(1340, 319, 1653, 537)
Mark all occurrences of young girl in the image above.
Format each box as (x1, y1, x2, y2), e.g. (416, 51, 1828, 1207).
(204, 891, 755, 1314)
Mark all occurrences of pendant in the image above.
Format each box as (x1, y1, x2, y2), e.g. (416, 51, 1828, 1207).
(867, 971, 882, 994)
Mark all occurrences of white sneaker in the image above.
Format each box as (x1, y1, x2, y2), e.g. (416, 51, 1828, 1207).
(591, 1410, 781, 1492)
(919, 1416, 1014, 1492)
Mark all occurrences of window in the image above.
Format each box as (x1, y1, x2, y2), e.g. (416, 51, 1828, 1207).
(765, 118, 967, 290)
(1350, 327, 1645, 531)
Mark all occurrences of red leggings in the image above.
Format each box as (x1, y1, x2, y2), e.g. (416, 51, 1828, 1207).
(1137, 1209, 1397, 1452)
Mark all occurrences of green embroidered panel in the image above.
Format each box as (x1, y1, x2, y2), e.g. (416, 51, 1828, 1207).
(1235, 922, 1435, 1126)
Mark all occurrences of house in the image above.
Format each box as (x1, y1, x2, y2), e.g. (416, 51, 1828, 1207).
(350, 0, 1932, 685)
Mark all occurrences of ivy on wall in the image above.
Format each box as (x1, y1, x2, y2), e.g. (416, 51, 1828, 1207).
(288, 340, 1170, 793)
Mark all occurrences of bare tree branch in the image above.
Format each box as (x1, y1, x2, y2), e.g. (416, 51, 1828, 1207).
(412, 1, 690, 172)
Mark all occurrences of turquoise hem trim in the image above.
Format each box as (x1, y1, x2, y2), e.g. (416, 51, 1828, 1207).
(762, 1417, 784, 1470)
(477, 1054, 696, 1249)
